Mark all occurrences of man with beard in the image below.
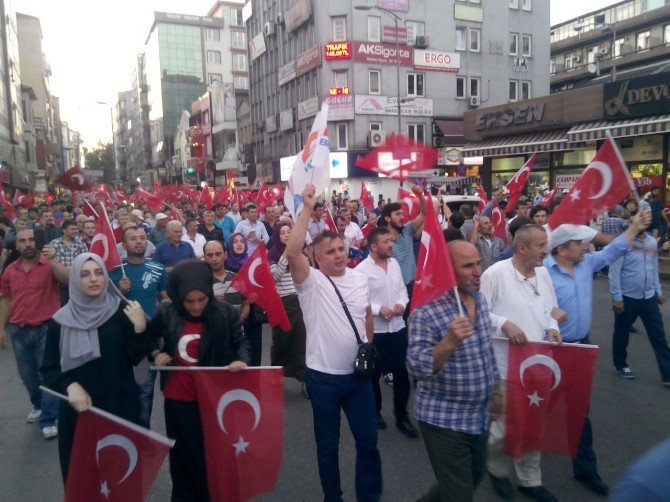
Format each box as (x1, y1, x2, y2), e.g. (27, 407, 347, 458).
(199, 209, 224, 243)
(109, 226, 168, 428)
(469, 215, 505, 272)
(0, 229, 69, 439)
(34, 210, 61, 250)
(203, 239, 250, 321)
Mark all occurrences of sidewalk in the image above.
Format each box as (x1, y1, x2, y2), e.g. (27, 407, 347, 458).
(660, 255, 670, 280)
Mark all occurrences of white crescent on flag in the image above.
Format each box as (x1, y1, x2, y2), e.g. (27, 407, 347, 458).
(96, 434, 138, 483)
(71, 174, 86, 186)
(519, 354, 562, 391)
(583, 161, 613, 200)
(216, 389, 262, 434)
(90, 234, 110, 263)
(248, 257, 263, 288)
(177, 334, 200, 363)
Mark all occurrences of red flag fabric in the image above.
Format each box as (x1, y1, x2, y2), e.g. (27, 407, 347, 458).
(82, 200, 99, 220)
(0, 189, 16, 220)
(65, 408, 173, 502)
(505, 154, 535, 212)
(355, 133, 438, 181)
(90, 202, 122, 272)
(135, 188, 165, 212)
(398, 188, 420, 222)
(359, 181, 374, 212)
(411, 195, 457, 311)
(55, 166, 92, 192)
(230, 246, 291, 331)
(491, 206, 507, 241)
(199, 186, 214, 210)
(505, 341, 598, 458)
(475, 186, 488, 213)
(254, 183, 283, 213)
(12, 190, 33, 208)
(539, 189, 557, 207)
(323, 205, 337, 232)
(548, 135, 635, 229)
(195, 368, 284, 502)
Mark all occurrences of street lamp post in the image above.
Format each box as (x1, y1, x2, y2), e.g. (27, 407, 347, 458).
(603, 24, 617, 82)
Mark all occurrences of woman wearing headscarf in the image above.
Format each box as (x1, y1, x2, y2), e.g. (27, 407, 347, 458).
(148, 259, 250, 502)
(225, 232, 264, 366)
(268, 222, 307, 392)
(41, 253, 150, 481)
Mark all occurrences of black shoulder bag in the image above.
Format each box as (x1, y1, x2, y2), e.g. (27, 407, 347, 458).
(325, 276, 379, 377)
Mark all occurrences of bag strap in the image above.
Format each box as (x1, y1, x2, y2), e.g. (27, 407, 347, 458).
(325, 275, 364, 346)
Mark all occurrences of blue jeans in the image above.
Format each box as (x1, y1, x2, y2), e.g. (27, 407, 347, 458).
(136, 366, 157, 429)
(305, 369, 382, 502)
(612, 296, 670, 381)
(9, 324, 59, 427)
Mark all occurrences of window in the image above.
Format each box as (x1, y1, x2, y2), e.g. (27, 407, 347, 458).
(665, 25, 670, 45)
(521, 81, 532, 100)
(336, 123, 348, 150)
(209, 73, 222, 84)
(21, 98, 28, 121)
(24, 141, 30, 163)
(407, 73, 424, 97)
(509, 80, 519, 101)
(456, 76, 466, 99)
(407, 124, 425, 143)
(207, 50, 222, 64)
(406, 21, 425, 46)
(332, 16, 346, 41)
(368, 16, 381, 42)
(509, 33, 518, 55)
(550, 58, 556, 73)
(469, 77, 480, 97)
(521, 0, 531, 11)
(469, 28, 481, 52)
(509, 0, 519, 8)
(521, 34, 532, 56)
(565, 51, 578, 69)
(370, 122, 382, 131)
(234, 76, 249, 89)
(587, 45, 599, 63)
(206, 28, 220, 41)
(232, 31, 246, 49)
(233, 54, 247, 71)
(456, 27, 467, 50)
(369, 70, 381, 94)
(230, 8, 243, 26)
(636, 30, 651, 50)
(614, 37, 625, 57)
(333, 70, 348, 88)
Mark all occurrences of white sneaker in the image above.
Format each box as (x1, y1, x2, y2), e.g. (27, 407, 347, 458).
(42, 426, 58, 440)
(27, 408, 42, 423)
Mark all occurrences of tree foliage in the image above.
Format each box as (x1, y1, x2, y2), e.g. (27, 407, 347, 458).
(84, 142, 115, 183)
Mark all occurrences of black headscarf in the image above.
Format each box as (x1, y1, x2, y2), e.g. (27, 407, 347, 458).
(167, 259, 215, 322)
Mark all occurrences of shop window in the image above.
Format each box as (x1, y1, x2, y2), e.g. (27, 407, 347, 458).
(551, 149, 596, 168)
(492, 156, 526, 171)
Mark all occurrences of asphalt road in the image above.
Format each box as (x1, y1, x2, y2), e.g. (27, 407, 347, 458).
(1, 275, 669, 501)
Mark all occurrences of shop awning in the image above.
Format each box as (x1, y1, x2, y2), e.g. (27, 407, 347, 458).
(461, 129, 570, 157)
(434, 120, 463, 136)
(568, 114, 670, 142)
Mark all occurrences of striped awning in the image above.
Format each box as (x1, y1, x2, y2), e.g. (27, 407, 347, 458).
(568, 115, 670, 142)
(462, 129, 570, 157)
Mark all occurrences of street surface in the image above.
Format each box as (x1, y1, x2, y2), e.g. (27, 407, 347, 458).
(1, 276, 669, 501)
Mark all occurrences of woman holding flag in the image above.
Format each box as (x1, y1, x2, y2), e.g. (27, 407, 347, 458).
(40, 253, 151, 481)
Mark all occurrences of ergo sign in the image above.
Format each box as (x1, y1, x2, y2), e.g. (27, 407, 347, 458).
(413, 49, 460, 72)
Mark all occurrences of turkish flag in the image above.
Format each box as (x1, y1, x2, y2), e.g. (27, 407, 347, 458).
(411, 195, 457, 311)
(476, 186, 488, 213)
(359, 181, 374, 212)
(505, 154, 535, 212)
(505, 341, 598, 458)
(355, 133, 438, 182)
(90, 202, 122, 272)
(539, 188, 557, 207)
(195, 368, 284, 501)
(65, 408, 173, 502)
(323, 205, 337, 232)
(254, 183, 283, 212)
(199, 186, 214, 210)
(56, 166, 93, 192)
(82, 200, 99, 219)
(12, 189, 33, 208)
(230, 245, 291, 331)
(214, 187, 230, 205)
(398, 187, 420, 222)
(135, 188, 165, 212)
(491, 206, 507, 242)
(0, 189, 16, 220)
(548, 135, 635, 229)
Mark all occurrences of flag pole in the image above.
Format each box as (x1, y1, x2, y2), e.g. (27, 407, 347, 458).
(453, 287, 465, 318)
(149, 365, 282, 371)
(606, 129, 640, 205)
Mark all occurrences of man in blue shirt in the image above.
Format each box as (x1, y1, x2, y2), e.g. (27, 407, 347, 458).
(110, 226, 168, 428)
(234, 204, 269, 255)
(213, 204, 236, 245)
(609, 222, 670, 386)
(544, 211, 650, 497)
(153, 220, 195, 272)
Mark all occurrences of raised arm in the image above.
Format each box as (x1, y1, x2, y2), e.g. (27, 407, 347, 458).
(286, 184, 316, 285)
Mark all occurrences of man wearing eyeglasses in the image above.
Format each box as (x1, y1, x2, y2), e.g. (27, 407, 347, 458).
(203, 240, 250, 322)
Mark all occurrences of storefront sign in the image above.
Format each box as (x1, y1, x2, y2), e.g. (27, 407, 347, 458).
(283, 0, 311, 33)
(382, 26, 408, 44)
(278, 61, 296, 86)
(353, 41, 413, 66)
(633, 175, 663, 188)
(249, 32, 266, 60)
(355, 95, 433, 116)
(328, 87, 350, 96)
(325, 95, 355, 121)
(297, 96, 319, 121)
(474, 103, 548, 131)
(280, 109, 293, 131)
(413, 50, 460, 72)
(296, 44, 322, 76)
(281, 152, 348, 181)
(439, 147, 465, 165)
(378, 0, 409, 12)
(513, 57, 529, 72)
(324, 42, 351, 60)
(604, 72, 670, 120)
(555, 174, 580, 189)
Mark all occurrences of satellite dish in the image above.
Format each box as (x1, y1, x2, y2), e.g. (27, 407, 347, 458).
(587, 63, 597, 74)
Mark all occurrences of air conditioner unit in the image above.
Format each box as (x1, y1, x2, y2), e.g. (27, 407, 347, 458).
(432, 123, 442, 135)
(432, 136, 445, 148)
(414, 35, 429, 49)
(469, 96, 480, 108)
(276, 13, 284, 25)
(263, 21, 276, 37)
(368, 130, 386, 148)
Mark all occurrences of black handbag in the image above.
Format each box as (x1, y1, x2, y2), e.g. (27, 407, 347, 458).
(326, 276, 379, 377)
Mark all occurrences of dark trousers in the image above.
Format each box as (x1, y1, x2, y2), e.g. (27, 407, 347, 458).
(371, 328, 410, 421)
(164, 399, 210, 502)
(570, 336, 598, 478)
(417, 421, 487, 502)
(305, 368, 382, 502)
(612, 296, 670, 381)
(244, 314, 263, 367)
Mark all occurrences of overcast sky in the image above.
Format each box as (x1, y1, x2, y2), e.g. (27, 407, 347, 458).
(15, 0, 620, 147)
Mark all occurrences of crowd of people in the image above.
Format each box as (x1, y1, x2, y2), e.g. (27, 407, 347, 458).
(0, 181, 668, 501)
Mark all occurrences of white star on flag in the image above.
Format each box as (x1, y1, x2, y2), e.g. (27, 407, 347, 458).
(232, 436, 250, 456)
(527, 390, 545, 407)
(569, 188, 581, 201)
(100, 480, 110, 498)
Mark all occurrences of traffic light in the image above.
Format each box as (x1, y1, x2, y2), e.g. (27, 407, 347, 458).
(186, 167, 195, 174)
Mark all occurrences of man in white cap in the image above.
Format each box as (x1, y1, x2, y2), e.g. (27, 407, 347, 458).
(130, 209, 151, 233)
(543, 211, 650, 496)
(149, 213, 169, 246)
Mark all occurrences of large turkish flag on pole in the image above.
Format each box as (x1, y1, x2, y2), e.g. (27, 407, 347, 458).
(56, 166, 93, 192)
(90, 201, 122, 272)
(397, 187, 421, 222)
(195, 368, 284, 501)
(505, 154, 535, 212)
(65, 407, 173, 502)
(410, 195, 457, 311)
(547, 133, 635, 229)
(505, 341, 598, 458)
(230, 245, 291, 331)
